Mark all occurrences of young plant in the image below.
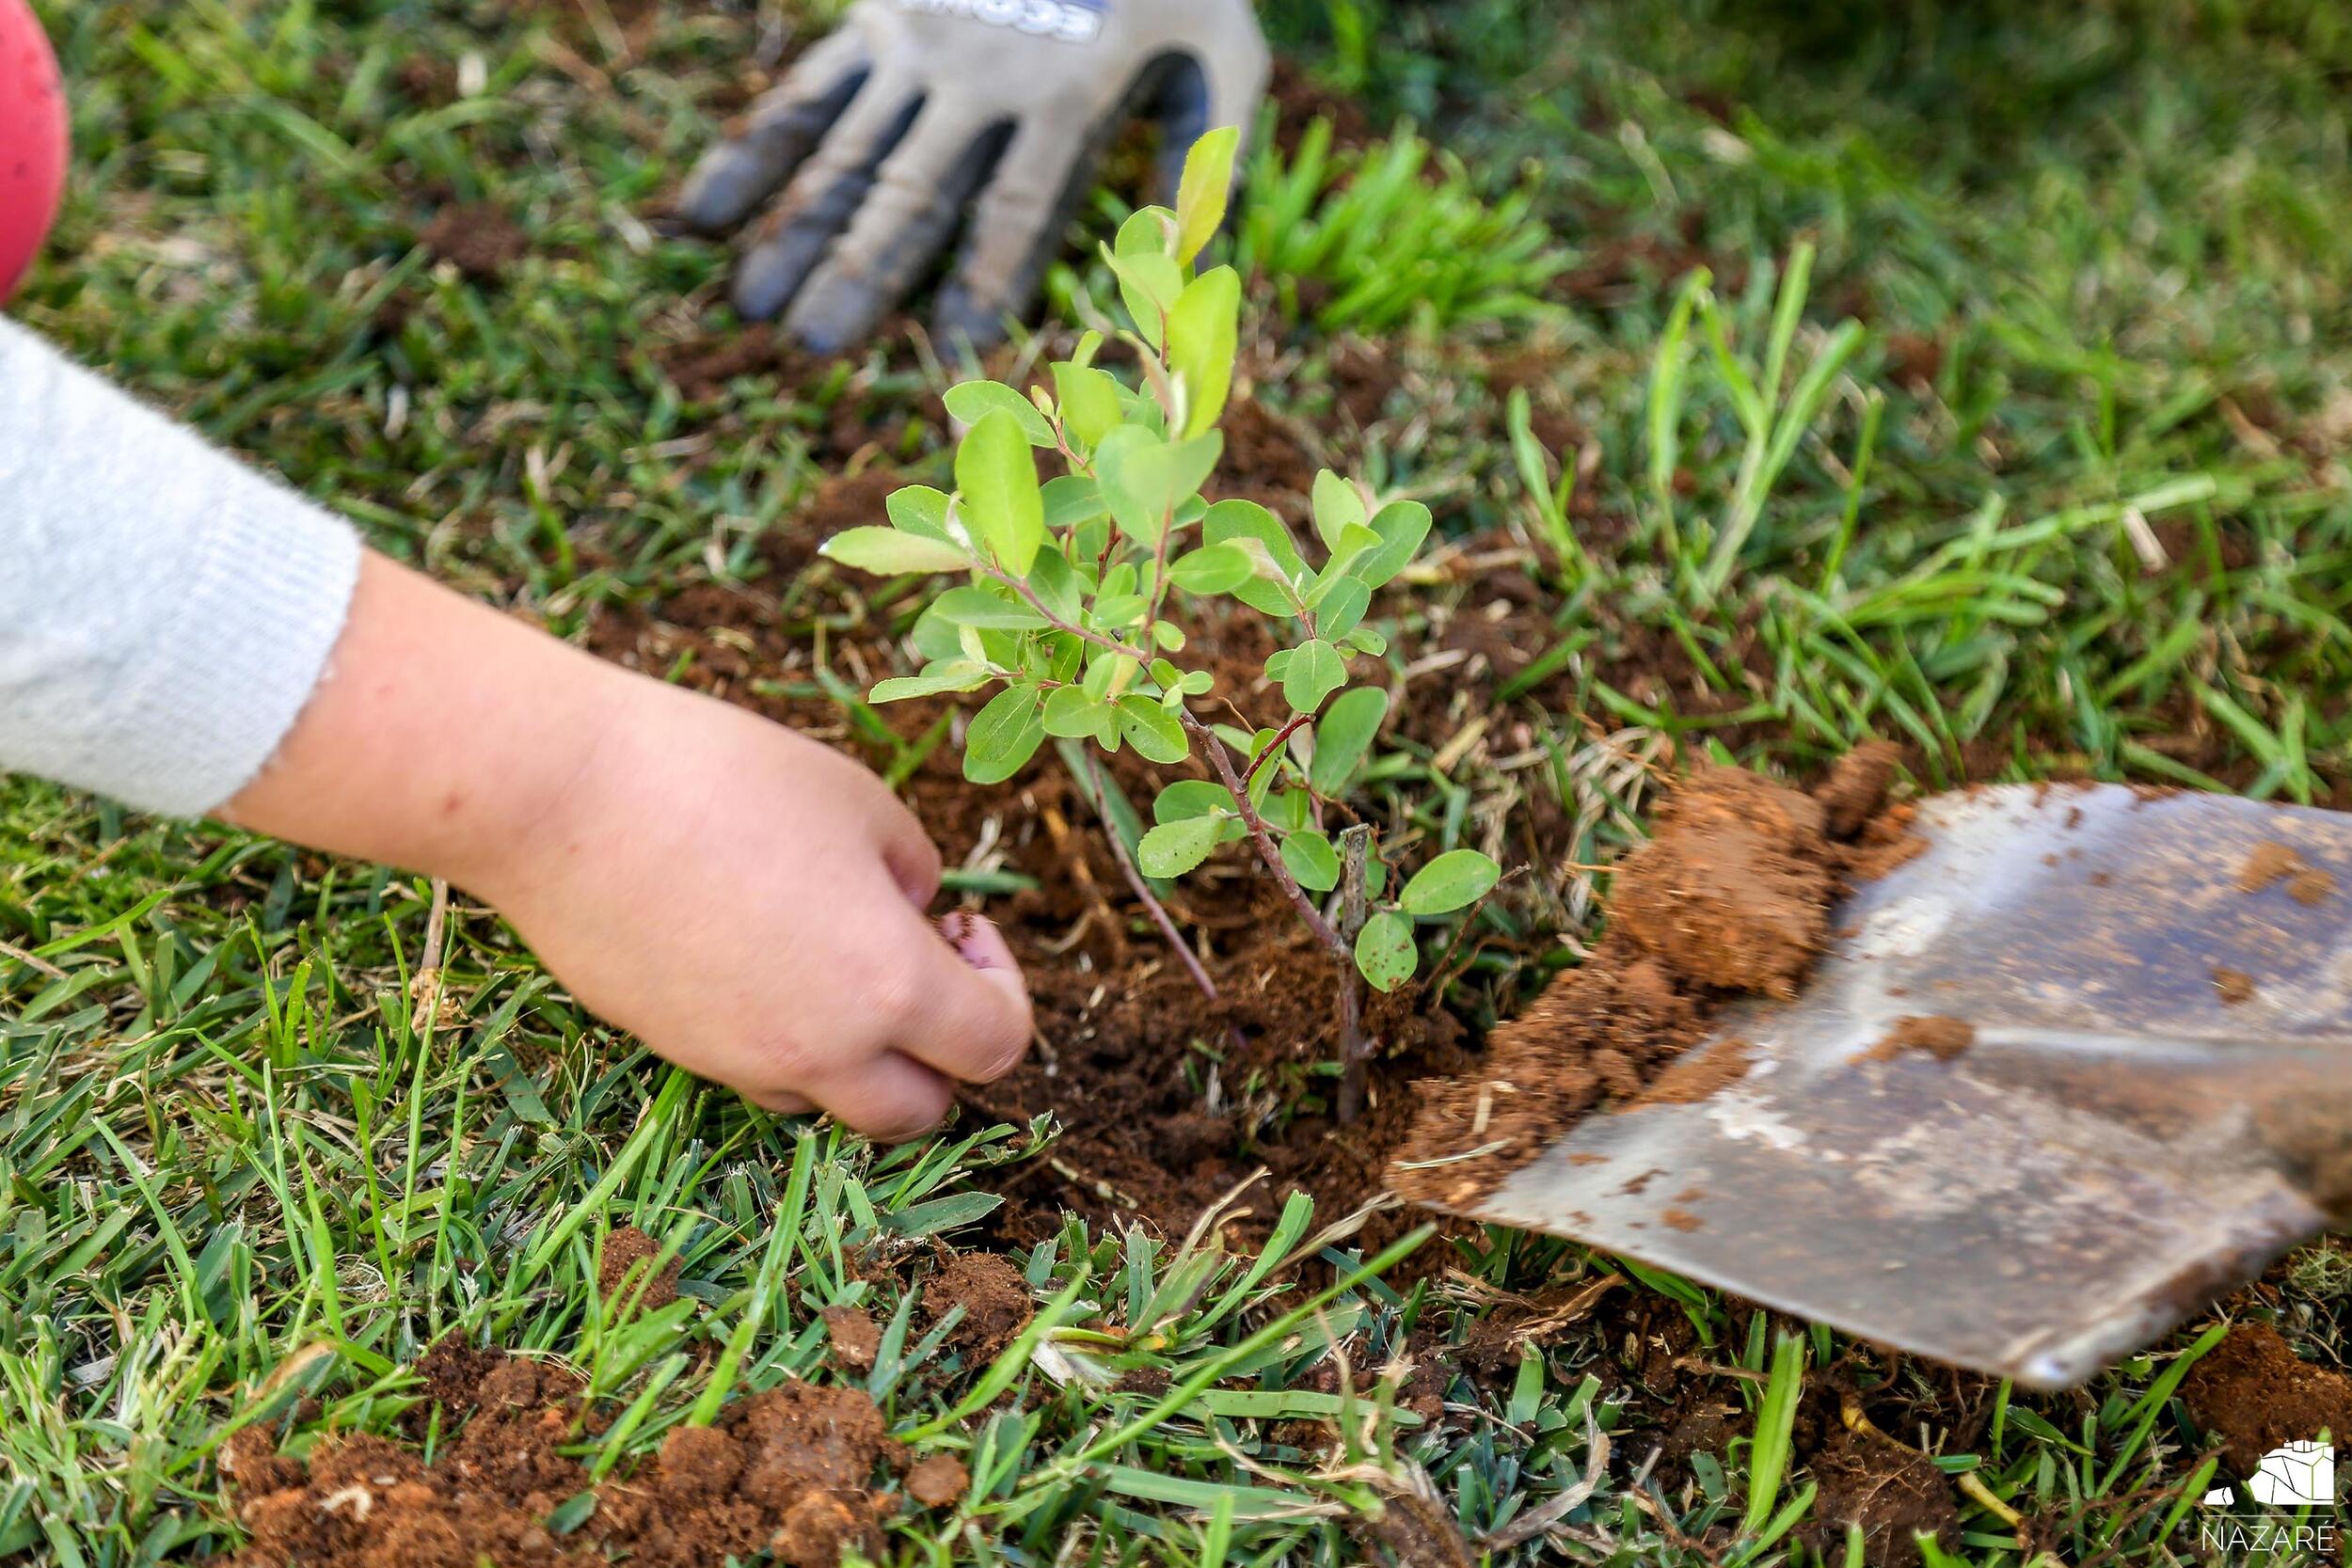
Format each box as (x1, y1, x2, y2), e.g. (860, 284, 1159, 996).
(820, 129, 1499, 1121)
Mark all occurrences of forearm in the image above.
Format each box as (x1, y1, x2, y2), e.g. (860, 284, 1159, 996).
(218, 552, 631, 892)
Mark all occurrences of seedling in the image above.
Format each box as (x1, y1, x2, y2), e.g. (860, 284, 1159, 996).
(822, 128, 1500, 1122)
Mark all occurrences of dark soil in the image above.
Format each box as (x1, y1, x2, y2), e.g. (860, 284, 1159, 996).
(2179, 1322, 2352, 1475)
(922, 1252, 1033, 1360)
(418, 202, 528, 281)
(820, 1306, 881, 1373)
(598, 1225, 680, 1312)
(1860, 1015, 1975, 1063)
(1391, 745, 1912, 1209)
(230, 1350, 909, 1568)
(1800, 1425, 1962, 1567)
(1267, 57, 1378, 159)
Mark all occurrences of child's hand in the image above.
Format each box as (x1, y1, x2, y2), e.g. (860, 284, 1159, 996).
(224, 553, 1030, 1139)
(479, 675, 1031, 1139)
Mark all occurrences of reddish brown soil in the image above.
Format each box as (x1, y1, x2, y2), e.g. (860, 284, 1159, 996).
(922, 1252, 1033, 1360)
(230, 1350, 911, 1568)
(419, 202, 528, 281)
(1267, 57, 1377, 159)
(1800, 1425, 1961, 1568)
(820, 1306, 881, 1373)
(1391, 746, 1911, 1210)
(902, 1454, 969, 1510)
(2213, 967, 2256, 1006)
(2180, 1322, 2352, 1475)
(598, 1225, 680, 1312)
(1860, 1015, 1975, 1064)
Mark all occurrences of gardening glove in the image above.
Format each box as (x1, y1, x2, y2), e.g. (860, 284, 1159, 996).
(677, 0, 1270, 351)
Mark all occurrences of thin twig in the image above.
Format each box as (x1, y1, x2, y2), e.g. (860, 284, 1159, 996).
(1177, 707, 1344, 955)
(1075, 754, 1228, 1019)
(1334, 823, 1375, 1123)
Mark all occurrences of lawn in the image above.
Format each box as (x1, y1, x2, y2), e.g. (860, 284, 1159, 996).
(5, 0, 2351, 1564)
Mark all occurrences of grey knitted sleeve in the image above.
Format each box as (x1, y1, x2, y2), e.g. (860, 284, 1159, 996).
(0, 317, 362, 816)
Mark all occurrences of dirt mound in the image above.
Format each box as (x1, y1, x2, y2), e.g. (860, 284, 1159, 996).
(1391, 745, 1911, 1209)
(1801, 1426, 1961, 1567)
(229, 1352, 909, 1568)
(2180, 1322, 2352, 1475)
(1861, 1015, 1975, 1063)
(821, 1306, 881, 1372)
(418, 202, 527, 281)
(923, 1252, 1034, 1360)
(598, 1225, 679, 1312)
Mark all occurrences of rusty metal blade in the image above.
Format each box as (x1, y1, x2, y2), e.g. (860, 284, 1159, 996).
(1452, 784, 2352, 1388)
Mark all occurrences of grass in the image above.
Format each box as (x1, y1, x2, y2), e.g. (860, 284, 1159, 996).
(7, 0, 2352, 1563)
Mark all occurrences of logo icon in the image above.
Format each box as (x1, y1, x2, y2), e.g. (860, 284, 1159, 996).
(2199, 1439, 2339, 1560)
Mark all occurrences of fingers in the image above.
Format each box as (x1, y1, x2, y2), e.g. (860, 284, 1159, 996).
(931, 117, 1093, 347)
(800, 1050, 957, 1143)
(873, 792, 944, 908)
(786, 110, 1016, 354)
(732, 71, 924, 322)
(887, 908, 1035, 1087)
(743, 1086, 818, 1117)
(677, 28, 870, 233)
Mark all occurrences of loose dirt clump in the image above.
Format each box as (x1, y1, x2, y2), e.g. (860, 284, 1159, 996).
(2213, 967, 2257, 1006)
(598, 1226, 679, 1311)
(821, 1306, 881, 1373)
(418, 202, 528, 281)
(1393, 748, 1914, 1209)
(1860, 1015, 1975, 1063)
(229, 1353, 906, 1568)
(2180, 1322, 2352, 1475)
(923, 1252, 1033, 1359)
(1801, 1426, 1961, 1567)
(903, 1454, 969, 1509)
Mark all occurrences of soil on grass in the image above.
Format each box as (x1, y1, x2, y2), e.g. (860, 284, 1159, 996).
(1800, 1425, 1962, 1568)
(229, 1349, 910, 1568)
(598, 1225, 680, 1311)
(418, 202, 528, 281)
(1391, 744, 1915, 1210)
(923, 1252, 1033, 1359)
(902, 1454, 969, 1509)
(2179, 1322, 2352, 1475)
(821, 1306, 881, 1372)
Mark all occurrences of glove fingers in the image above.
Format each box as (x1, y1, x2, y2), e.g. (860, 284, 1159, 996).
(932, 118, 1094, 349)
(676, 28, 870, 233)
(733, 73, 925, 323)
(787, 109, 1015, 354)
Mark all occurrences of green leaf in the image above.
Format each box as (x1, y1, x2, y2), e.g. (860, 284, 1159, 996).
(1041, 473, 1107, 533)
(886, 484, 954, 541)
(930, 585, 1048, 629)
(1279, 640, 1347, 714)
(1051, 362, 1125, 452)
(1168, 266, 1240, 438)
(1315, 578, 1372, 641)
(964, 684, 1047, 784)
(1310, 688, 1388, 795)
(1355, 500, 1434, 589)
(1401, 849, 1501, 915)
(1203, 499, 1307, 616)
(1355, 911, 1417, 993)
(1154, 780, 1235, 823)
(1311, 470, 1368, 551)
(1109, 211, 1183, 348)
(1280, 831, 1341, 892)
(1174, 124, 1241, 267)
(1139, 815, 1224, 878)
(1117, 697, 1189, 764)
(945, 379, 1056, 448)
(1042, 685, 1117, 746)
(869, 661, 991, 703)
(957, 409, 1045, 576)
(1168, 541, 1255, 594)
(820, 526, 971, 575)
(1095, 426, 1223, 547)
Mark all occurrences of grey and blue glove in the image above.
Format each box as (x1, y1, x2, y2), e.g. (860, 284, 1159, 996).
(679, 0, 1269, 350)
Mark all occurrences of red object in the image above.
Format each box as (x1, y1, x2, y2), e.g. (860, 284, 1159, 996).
(0, 0, 65, 301)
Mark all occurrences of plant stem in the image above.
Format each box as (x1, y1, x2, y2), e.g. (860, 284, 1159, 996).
(1075, 754, 1228, 1017)
(1176, 707, 1343, 955)
(1333, 823, 1375, 1125)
